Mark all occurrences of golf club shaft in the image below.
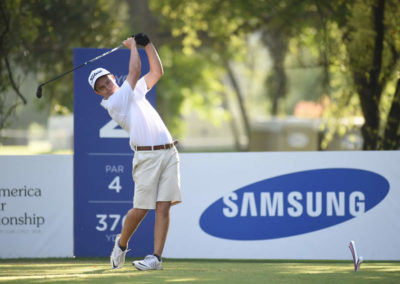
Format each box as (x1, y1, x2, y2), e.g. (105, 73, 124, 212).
(36, 43, 124, 98)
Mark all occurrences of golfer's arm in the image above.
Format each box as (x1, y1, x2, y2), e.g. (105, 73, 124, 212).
(126, 44, 141, 89)
(143, 43, 164, 90)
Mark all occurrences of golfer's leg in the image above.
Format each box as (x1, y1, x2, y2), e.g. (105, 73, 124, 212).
(154, 201, 171, 256)
(119, 208, 148, 247)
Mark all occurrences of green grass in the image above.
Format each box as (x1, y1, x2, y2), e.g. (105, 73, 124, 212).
(0, 258, 399, 283)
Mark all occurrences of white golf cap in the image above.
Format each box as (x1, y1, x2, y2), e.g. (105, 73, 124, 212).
(88, 68, 111, 89)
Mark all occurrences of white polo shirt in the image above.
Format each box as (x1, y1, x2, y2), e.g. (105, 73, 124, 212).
(100, 77, 173, 150)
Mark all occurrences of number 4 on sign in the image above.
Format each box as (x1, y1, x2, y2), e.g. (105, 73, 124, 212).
(109, 176, 122, 193)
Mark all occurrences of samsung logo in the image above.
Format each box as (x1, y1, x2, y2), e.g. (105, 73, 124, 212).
(199, 168, 390, 240)
(222, 191, 365, 218)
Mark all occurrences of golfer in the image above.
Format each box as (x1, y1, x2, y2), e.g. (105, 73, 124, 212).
(88, 33, 182, 270)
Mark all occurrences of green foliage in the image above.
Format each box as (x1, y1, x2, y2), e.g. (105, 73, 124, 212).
(1, 0, 399, 149)
(326, 0, 400, 149)
(151, 0, 400, 149)
(150, 0, 251, 139)
(150, 0, 248, 57)
(157, 45, 229, 138)
(305, 19, 366, 148)
(1, 0, 127, 114)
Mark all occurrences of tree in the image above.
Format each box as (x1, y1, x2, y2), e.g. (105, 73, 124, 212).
(0, 0, 126, 141)
(152, 0, 400, 150)
(129, 0, 234, 139)
(3, 0, 399, 151)
(345, 0, 400, 149)
(317, 0, 400, 149)
(1, 0, 232, 146)
(0, 1, 27, 133)
(151, 0, 328, 149)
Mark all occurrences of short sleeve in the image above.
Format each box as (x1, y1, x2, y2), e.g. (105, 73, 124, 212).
(133, 77, 149, 100)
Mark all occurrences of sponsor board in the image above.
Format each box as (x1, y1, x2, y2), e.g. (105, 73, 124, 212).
(0, 156, 73, 258)
(165, 151, 400, 260)
(1, 151, 398, 259)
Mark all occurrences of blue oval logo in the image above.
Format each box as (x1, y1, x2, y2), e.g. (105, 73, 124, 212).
(199, 168, 390, 240)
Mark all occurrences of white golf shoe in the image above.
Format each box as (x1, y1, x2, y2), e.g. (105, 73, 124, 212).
(133, 255, 162, 271)
(110, 234, 128, 269)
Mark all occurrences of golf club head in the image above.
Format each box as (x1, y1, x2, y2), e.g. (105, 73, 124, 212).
(36, 85, 42, 99)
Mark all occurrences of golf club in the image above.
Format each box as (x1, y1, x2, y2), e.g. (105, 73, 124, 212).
(36, 37, 133, 98)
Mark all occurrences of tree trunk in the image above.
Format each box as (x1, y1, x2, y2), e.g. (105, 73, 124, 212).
(0, 0, 27, 140)
(225, 60, 251, 151)
(127, 0, 158, 42)
(382, 78, 400, 149)
(262, 31, 288, 115)
(221, 90, 242, 151)
(353, 0, 385, 150)
(126, 0, 173, 47)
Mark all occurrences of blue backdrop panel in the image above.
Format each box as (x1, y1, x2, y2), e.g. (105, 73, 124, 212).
(73, 48, 155, 257)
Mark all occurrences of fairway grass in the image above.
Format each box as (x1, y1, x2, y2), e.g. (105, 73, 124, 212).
(0, 258, 399, 283)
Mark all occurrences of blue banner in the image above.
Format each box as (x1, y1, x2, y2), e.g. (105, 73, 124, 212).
(73, 48, 155, 257)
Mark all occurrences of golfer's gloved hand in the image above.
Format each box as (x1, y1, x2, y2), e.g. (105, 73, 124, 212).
(134, 33, 150, 46)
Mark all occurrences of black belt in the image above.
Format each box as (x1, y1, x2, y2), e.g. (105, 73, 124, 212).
(134, 140, 178, 151)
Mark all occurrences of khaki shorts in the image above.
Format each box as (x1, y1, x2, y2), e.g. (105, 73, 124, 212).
(132, 146, 182, 209)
